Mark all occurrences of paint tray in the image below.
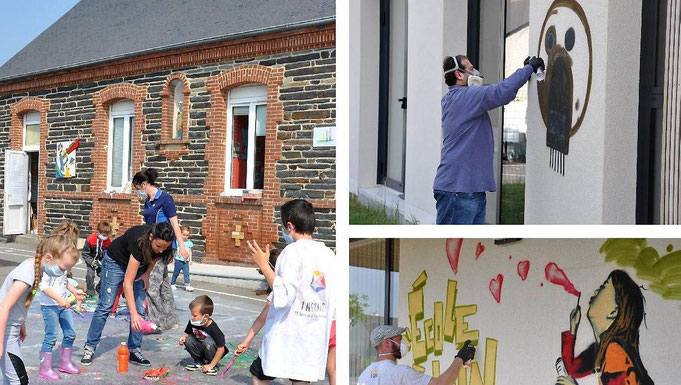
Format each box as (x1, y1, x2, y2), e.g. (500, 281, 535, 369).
(143, 367, 169, 381)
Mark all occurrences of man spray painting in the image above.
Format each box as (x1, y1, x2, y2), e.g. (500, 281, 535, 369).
(557, 270, 654, 385)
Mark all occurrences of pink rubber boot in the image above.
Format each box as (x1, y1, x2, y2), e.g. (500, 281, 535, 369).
(58, 347, 80, 374)
(39, 352, 61, 380)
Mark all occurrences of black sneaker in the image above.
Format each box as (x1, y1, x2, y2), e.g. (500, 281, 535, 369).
(204, 367, 218, 376)
(80, 346, 95, 366)
(129, 349, 151, 366)
(185, 363, 201, 371)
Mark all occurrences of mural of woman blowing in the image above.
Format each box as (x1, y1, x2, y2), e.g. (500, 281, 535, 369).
(557, 270, 653, 385)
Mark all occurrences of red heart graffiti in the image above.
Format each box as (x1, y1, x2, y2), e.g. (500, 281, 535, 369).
(517, 260, 530, 281)
(445, 239, 464, 275)
(475, 242, 485, 260)
(489, 274, 503, 303)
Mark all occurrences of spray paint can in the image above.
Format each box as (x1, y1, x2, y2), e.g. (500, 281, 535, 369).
(535, 68, 545, 82)
(555, 357, 567, 377)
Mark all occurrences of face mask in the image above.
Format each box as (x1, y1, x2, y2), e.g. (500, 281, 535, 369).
(282, 228, 294, 244)
(378, 339, 408, 359)
(137, 190, 147, 198)
(98, 234, 109, 241)
(465, 69, 484, 87)
(43, 261, 65, 277)
(190, 316, 207, 327)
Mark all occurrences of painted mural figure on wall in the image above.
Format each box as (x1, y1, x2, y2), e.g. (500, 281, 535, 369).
(536, 0, 593, 175)
(557, 270, 654, 385)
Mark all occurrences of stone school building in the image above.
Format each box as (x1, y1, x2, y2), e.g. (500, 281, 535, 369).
(0, 0, 336, 264)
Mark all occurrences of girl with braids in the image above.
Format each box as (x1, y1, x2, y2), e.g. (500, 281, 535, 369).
(0, 235, 79, 385)
(133, 168, 184, 331)
(81, 222, 175, 367)
(557, 270, 654, 385)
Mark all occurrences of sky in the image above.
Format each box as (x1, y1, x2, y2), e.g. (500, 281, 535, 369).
(0, 0, 80, 67)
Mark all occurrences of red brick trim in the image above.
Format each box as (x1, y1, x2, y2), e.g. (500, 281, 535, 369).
(203, 64, 284, 260)
(0, 24, 335, 95)
(159, 73, 191, 161)
(9, 97, 50, 235)
(90, 83, 148, 193)
(41, 190, 334, 209)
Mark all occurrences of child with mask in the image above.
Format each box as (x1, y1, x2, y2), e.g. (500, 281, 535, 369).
(179, 295, 227, 376)
(0, 235, 80, 385)
(246, 199, 337, 383)
(38, 245, 87, 380)
(81, 221, 112, 297)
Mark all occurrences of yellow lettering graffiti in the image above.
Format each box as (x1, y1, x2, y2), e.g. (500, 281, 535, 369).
(406, 270, 498, 385)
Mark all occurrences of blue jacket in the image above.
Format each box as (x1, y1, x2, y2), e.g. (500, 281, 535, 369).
(433, 65, 533, 193)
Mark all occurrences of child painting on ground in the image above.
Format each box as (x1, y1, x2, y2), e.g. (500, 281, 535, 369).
(170, 225, 194, 292)
(246, 199, 337, 384)
(0, 235, 80, 385)
(81, 221, 112, 297)
(179, 295, 228, 376)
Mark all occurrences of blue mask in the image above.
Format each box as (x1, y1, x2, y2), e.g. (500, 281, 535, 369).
(137, 190, 147, 198)
(43, 261, 65, 277)
(282, 230, 294, 244)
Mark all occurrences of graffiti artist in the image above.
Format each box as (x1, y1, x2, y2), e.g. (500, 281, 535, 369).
(358, 325, 475, 385)
(433, 55, 544, 224)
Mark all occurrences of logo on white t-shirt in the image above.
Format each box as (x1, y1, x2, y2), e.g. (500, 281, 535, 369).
(310, 270, 326, 292)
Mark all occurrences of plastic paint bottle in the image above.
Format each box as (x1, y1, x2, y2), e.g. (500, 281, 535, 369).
(138, 319, 159, 334)
(117, 342, 129, 373)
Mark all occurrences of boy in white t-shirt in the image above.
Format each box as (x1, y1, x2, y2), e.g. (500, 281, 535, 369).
(246, 199, 336, 384)
(358, 325, 476, 385)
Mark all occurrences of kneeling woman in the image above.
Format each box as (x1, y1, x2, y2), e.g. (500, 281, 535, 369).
(81, 222, 174, 367)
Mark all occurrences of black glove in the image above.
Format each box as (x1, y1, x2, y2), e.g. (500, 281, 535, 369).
(455, 340, 475, 362)
(525, 56, 545, 73)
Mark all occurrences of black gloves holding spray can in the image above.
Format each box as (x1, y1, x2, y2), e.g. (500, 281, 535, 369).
(524, 56, 546, 80)
(455, 340, 476, 364)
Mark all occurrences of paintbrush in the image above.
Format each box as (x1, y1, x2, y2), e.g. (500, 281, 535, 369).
(220, 354, 240, 379)
(71, 306, 85, 318)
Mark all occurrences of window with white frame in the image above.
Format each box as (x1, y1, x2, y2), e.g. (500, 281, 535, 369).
(108, 100, 134, 191)
(225, 85, 267, 195)
(171, 80, 184, 139)
(23, 111, 41, 151)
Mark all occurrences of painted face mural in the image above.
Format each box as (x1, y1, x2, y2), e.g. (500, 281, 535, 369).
(536, 0, 593, 175)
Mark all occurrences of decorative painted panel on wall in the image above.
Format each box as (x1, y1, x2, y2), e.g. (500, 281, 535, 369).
(536, 0, 592, 175)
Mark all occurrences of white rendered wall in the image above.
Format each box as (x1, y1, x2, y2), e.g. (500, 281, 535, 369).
(398, 238, 681, 384)
(525, 0, 640, 224)
(403, 0, 468, 224)
(349, 0, 381, 195)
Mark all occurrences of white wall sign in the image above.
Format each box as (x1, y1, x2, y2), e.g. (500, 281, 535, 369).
(313, 126, 336, 147)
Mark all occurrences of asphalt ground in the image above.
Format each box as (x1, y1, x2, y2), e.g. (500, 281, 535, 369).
(0, 242, 329, 384)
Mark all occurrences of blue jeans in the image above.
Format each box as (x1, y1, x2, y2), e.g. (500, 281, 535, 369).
(85, 253, 148, 351)
(434, 190, 487, 224)
(170, 259, 190, 285)
(40, 306, 75, 352)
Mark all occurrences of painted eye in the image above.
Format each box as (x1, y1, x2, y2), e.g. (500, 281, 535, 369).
(545, 26, 556, 54)
(565, 27, 576, 51)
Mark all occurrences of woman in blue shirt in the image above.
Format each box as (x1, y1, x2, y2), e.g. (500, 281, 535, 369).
(132, 168, 186, 330)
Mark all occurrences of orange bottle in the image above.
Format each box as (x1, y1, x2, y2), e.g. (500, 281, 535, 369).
(117, 342, 129, 373)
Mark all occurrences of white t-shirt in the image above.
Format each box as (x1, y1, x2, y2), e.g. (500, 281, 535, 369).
(0, 259, 35, 336)
(259, 238, 336, 382)
(358, 360, 432, 385)
(38, 270, 69, 306)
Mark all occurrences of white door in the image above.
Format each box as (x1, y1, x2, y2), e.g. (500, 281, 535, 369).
(386, 0, 408, 191)
(4, 150, 29, 235)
